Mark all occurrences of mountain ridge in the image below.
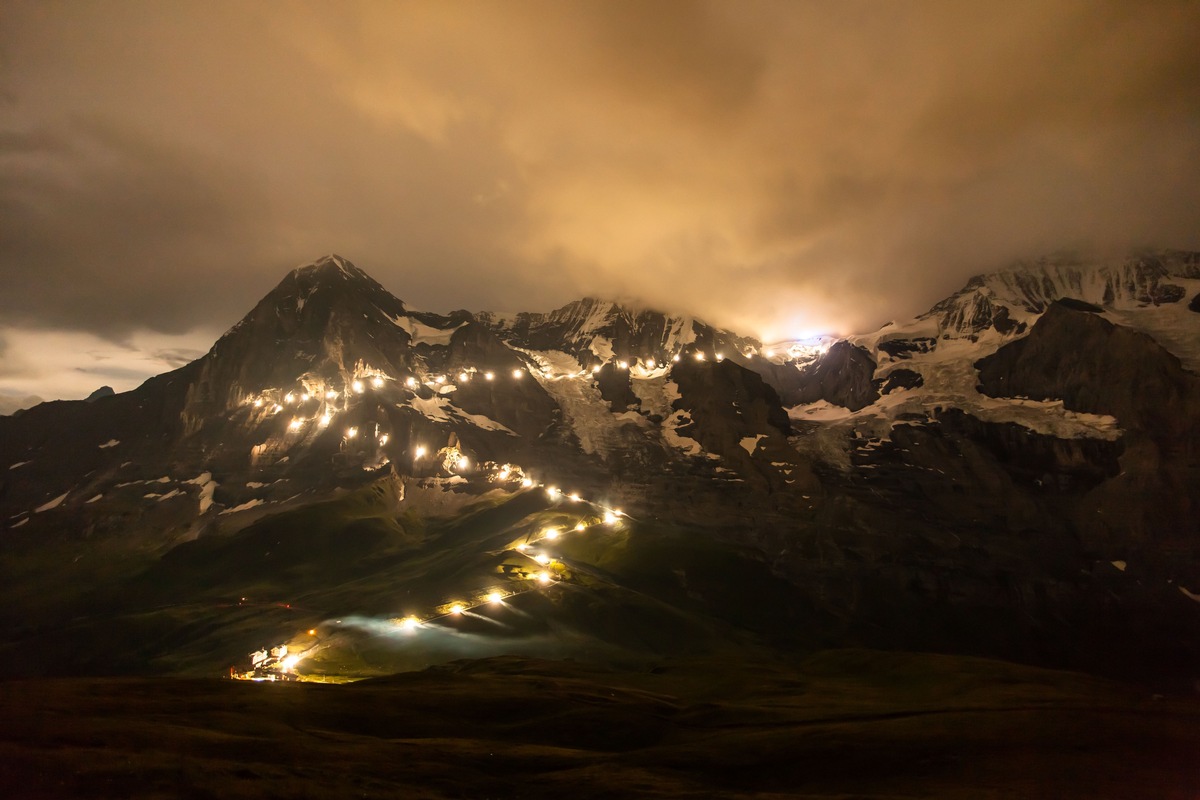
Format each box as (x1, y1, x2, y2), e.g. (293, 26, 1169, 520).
(2, 249, 1199, 687)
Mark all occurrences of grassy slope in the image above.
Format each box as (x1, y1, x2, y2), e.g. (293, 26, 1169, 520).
(1, 650, 1197, 799)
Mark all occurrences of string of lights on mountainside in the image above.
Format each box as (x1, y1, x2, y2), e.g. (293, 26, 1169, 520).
(233, 478, 625, 682)
(232, 359, 640, 682)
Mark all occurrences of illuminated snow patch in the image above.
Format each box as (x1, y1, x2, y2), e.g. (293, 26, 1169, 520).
(98, 439, 119, 449)
(186, 472, 218, 514)
(588, 335, 615, 362)
(8, 461, 30, 470)
(787, 401, 859, 422)
(663, 409, 705, 456)
(1180, 587, 1200, 603)
(1111, 560, 1127, 572)
(389, 314, 467, 346)
(456, 411, 515, 434)
(11, 518, 28, 528)
(412, 395, 454, 422)
(85, 494, 103, 504)
(740, 435, 766, 455)
(220, 499, 265, 515)
(34, 492, 69, 513)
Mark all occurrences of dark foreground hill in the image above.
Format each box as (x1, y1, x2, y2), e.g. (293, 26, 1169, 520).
(3, 650, 1198, 800)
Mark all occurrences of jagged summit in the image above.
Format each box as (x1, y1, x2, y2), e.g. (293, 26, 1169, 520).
(183, 256, 425, 417)
(285, 254, 397, 301)
(484, 295, 758, 368)
(920, 249, 1200, 338)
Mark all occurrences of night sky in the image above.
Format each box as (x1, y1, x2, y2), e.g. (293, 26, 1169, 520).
(3, 0, 1199, 400)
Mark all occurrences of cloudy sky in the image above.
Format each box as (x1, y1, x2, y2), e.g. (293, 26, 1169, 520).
(3, 0, 1199, 400)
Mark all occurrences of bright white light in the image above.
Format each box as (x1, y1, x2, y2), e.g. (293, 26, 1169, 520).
(534, 554, 551, 565)
(487, 591, 503, 604)
(498, 468, 510, 480)
(543, 528, 559, 540)
(574, 522, 586, 532)
(253, 398, 263, 408)
(603, 511, 618, 524)
(672, 354, 680, 362)
(618, 360, 628, 370)
(400, 616, 419, 632)
(326, 390, 337, 399)
(537, 571, 552, 584)
(484, 371, 494, 381)
(458, 372, 469, 382)
(515, 542, 528, 551)
(695, 352, 705, 361)
(521, 477, 534, 488)
(434, 375, 446, 385)
(346, 427, 358, 439)
(647, 359, 656, 368)
(379, 434, 389, 445)
(592, 364, 601, 373)
(546, 486, 560, 498)
(272, 404, 282, 413)
(450, 603, 464, 615)
(320, 413, 331, 426)
(765, 349, 775, 358)
(284, 393, 295, 404)
(371, 376, 384, 388)
(405, 377, 417, 388)
(414, 445, 427, 459)
(568, 493, 581, 503)
(512, 369, 524, 379)
(288, 418, 303, 430)
(352, 380, 364, 394)
(281, 654, 301, 671)
(456, 456, 469, 471)
(715, 353, 724, 362)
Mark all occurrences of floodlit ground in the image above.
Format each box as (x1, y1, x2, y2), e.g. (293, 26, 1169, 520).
(2, 650, 1197, 799)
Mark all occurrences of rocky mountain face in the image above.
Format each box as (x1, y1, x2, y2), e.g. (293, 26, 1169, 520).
(2, 251, 1199, 688)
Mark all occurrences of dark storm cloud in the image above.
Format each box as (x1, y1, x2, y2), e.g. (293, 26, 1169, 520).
(2, 0, 1199, 362)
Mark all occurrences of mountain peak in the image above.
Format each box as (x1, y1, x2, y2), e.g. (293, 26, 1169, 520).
(283, 254, 392, 298)
(293, 254, 364, 281)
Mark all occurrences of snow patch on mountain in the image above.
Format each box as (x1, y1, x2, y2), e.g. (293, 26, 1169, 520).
(98, 439, 119, 449)
(220, 499, 264, 515)
(185, 472, 217, 514)
(589, 335, 615, 362)
(1104, 277, 1200, 371)
(35, 492, 69, 513)
(740, 435, 766, 455)
(389, 314, 466, 346)
(511, 348, 640, 458)
(411, 396, 453, 423)
(663, 409, 708, 457)
(842, 326, 1122, 441)
(408, 395, 516, 434)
